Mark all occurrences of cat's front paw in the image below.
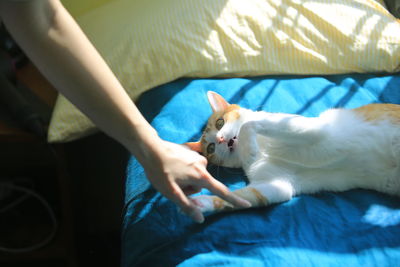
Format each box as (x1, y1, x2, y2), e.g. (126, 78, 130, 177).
(189, 195, 215, 213)
(190, 194, 234, 214)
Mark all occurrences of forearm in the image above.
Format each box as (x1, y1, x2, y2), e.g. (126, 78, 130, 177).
(0, 0, 251, 223)
(0, 0, 159, 160)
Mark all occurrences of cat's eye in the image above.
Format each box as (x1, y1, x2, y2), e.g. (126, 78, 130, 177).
(207, 143, 215, 154)
(215, 118, 224, 130)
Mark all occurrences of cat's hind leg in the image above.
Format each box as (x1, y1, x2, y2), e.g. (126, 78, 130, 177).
(190, 180, 294, 214)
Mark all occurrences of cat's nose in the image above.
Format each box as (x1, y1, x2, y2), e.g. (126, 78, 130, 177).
(216, 136, 224, 144)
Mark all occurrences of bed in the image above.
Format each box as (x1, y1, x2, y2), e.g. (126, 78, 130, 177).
(121, 74, 400, 266)
(50, 1, 400, 266)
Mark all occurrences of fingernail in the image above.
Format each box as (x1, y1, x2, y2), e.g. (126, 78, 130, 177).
(194, 214, 204, 224)
(191, 211, 204, 223)
(240, 199, 252, 208)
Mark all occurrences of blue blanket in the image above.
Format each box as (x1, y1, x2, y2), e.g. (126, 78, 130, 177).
(122, 74, 400, 267)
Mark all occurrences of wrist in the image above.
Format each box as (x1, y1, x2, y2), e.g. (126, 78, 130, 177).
(125, 124, 163, 166)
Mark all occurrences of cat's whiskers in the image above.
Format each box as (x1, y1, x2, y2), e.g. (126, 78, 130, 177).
(207, 162, 220, 179)
(219, 144, 230, 164)
(216, 148, 229, 180)
(216, 164, 221, 180)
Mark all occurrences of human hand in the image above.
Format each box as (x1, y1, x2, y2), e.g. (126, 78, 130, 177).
(141, 140, 251, 223)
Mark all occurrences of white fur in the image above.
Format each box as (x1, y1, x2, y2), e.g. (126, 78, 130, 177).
(238, 108, 400, 198)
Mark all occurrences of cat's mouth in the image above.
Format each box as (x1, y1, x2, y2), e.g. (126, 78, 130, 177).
(228, 136, 237, 152)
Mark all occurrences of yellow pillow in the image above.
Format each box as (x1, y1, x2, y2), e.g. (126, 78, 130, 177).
(49, 0, 400, 142)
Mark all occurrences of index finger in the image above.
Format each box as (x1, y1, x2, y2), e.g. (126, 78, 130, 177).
(200, 169, 251, 208)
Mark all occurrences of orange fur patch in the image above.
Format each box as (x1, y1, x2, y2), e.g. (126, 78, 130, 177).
(354, 104, 400, 124)
(234, 187, 269, 207)
(224, 104, 241, 121)
(212, 196, 233, 211)
(208, 104, 241, 125)
(249, 188, 269, 206)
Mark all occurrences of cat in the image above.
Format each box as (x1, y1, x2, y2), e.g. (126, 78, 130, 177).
(185, 91, 400, 215)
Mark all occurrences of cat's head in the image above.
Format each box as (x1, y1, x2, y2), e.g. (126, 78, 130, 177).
(185, 91, 248, 168)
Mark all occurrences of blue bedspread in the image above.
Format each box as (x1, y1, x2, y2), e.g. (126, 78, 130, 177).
(122, 74, 400, 267)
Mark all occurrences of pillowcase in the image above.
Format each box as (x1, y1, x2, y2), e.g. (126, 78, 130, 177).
(49, 0, 400, 142)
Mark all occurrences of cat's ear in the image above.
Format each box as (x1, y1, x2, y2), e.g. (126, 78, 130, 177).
(183, 141, 202, 153)
(207, 91, 229, 113)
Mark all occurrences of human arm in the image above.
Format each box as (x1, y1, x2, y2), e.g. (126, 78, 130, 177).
(0, 0, 250, 223)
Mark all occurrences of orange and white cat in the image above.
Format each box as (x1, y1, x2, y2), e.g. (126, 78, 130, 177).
(185, 91, 400, 214)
